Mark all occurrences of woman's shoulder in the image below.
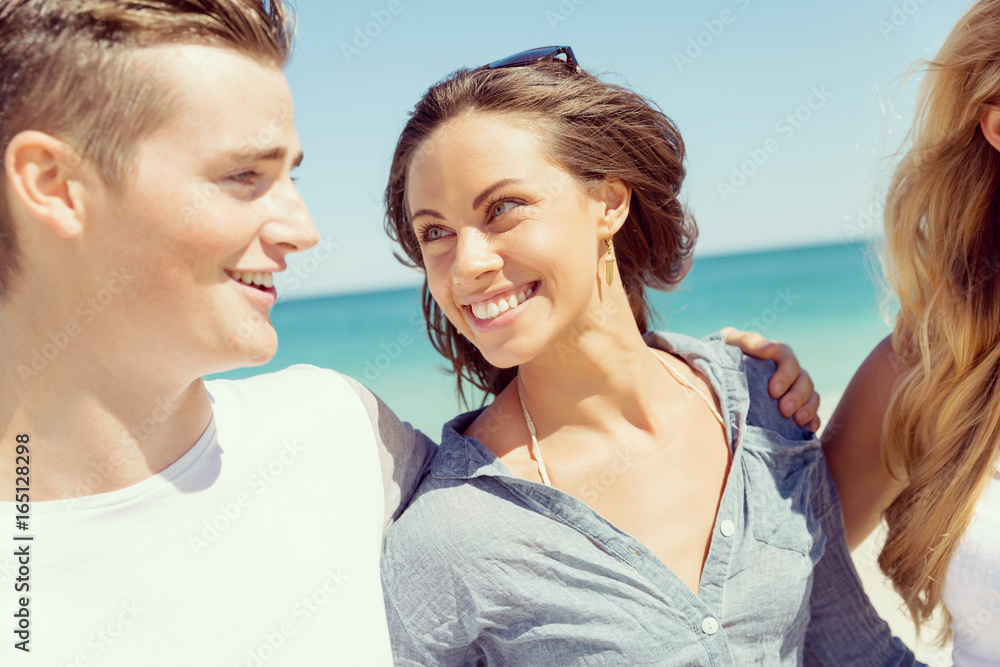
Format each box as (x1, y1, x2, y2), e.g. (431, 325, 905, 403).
(382, 477, 500, 596)
(740, 354, 814, 441)
(383, 421, 519, 563)
(646, 330, 812, 441)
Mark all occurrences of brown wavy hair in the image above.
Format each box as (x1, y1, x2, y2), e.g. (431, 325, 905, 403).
(384, 60, 697, 403)
(879, 0, 1000, 638)
(0, 0, 295, 296)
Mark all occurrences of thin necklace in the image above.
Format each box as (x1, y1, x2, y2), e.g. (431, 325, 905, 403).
(516, 350, 725, 487)
(517, 372, 553, 486)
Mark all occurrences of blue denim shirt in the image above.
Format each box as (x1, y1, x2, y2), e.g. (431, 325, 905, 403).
(382, 332, 921, 666)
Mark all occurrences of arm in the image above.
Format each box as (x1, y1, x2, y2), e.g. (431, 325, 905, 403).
(342, 376, 436, 531)
(721, 327, 821, 430)
(737, 353, 920, 665)
(803, 454, 924, 666)
(821, 336, 906, 550)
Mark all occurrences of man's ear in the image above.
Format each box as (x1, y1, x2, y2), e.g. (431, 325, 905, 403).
(593, 176, 632, 238)
(4, 131, 87, 238)
(980, 106, 1000, 153)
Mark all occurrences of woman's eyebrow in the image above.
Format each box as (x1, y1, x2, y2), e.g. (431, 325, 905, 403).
(472, 178, 523, 210)
(410, 178, 524, 224)
(410, 208, 445, 224)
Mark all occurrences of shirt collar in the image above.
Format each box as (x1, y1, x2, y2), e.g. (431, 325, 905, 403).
(433, 408, 509, 480)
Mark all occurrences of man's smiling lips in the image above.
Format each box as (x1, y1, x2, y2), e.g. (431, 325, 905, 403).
(463, 281, 539, 322)
(226, 269, 278, 302)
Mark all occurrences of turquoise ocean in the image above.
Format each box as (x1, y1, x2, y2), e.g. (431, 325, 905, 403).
(210, 241, 892, 436)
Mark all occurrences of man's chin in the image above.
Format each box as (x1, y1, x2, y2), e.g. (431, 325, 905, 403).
(242, 336, 279, 368)
(211, 329, 279, 375)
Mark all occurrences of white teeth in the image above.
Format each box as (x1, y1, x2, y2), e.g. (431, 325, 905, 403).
(470, 285, 536, 321)
(229, 270, 273, 288)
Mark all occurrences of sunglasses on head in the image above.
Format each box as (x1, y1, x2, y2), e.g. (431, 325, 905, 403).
(480, 45, 582, 75)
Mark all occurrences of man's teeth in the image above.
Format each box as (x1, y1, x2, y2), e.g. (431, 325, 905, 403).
(230, 271, 274, 288)
(471, 287, 533, 321)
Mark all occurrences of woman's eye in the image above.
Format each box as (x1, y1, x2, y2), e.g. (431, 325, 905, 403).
(423, 227, 450, 242)
(490, 200, 518, 218)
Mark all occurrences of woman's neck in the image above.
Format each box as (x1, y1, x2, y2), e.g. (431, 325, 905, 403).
(514, 294, 669, 438)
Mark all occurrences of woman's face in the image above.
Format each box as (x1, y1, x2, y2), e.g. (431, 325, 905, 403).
(406, 113, 617, 368)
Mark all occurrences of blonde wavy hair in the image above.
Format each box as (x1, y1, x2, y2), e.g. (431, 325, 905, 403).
(880, 0, 1000, 636)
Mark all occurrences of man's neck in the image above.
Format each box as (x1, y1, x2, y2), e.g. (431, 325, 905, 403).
(0, 331, 214, 501)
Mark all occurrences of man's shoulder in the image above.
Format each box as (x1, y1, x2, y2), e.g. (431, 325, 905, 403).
(205, 364, 375, 432)
(207, 364, 358, 403)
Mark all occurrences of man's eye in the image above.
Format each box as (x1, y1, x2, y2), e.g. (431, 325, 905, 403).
(229, 170, 260, 184)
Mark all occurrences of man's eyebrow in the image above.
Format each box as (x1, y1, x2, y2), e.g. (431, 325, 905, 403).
(472, 178, 522, 210)
(221, 147, 303, 167)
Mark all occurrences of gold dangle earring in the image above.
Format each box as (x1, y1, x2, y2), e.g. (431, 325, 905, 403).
(603, 236, 616, 286)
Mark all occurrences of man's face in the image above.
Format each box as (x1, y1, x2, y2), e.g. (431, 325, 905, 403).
(80, 45, 317, 382)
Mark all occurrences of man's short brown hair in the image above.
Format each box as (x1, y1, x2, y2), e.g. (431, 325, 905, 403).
(0, 0, 295, 295)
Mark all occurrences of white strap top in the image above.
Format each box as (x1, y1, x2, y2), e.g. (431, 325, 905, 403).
(943, 465, 1000, 666)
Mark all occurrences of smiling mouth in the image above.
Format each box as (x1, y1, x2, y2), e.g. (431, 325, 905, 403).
(467, 282, 538, 321)
(226, 270, 274, 292)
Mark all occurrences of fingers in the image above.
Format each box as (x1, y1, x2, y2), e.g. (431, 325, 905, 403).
(767, 343, 802, 399)
(777, 367, 813, 416)
(720, 327, 820, 429)
(721, 327, 778, 360)
(808, 415, 822, 433)
(786, 383, 820, 429)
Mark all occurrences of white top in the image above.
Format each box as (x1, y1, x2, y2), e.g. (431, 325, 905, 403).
(0, 365, 434, 666)
(945, 465, 1000, 667)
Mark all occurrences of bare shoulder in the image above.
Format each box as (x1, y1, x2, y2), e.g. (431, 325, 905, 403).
(650, 349, 722, 413)
(823, 335, 905, 448)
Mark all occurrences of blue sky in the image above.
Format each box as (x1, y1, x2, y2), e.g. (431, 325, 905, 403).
(279, 0, 968, 298)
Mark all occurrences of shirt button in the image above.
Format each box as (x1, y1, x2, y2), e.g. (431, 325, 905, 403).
(720, 519, 735, 537)
(702, 616, 719, 635)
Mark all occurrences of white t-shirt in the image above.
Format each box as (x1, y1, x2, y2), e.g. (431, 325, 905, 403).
(0, 365, 434, 666)
(945, 466, 1000, 667)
